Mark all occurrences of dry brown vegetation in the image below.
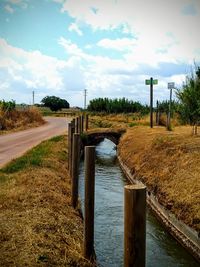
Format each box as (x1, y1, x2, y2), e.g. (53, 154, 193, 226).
(0, 107, 45, 134)
(89, 112, 181, 130)
(118, 126, 200, 233)
(0, 136, 94, 267)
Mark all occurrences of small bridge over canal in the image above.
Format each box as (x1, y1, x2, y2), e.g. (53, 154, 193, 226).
(82, 129, 126, 146)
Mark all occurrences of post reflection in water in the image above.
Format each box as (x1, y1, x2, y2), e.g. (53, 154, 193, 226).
(79, 139, 199, 267)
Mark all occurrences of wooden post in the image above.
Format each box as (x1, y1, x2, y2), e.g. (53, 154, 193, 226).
(70, 122, 75, 177)
(75, 117, 79, 133)
(68, 123, 72, 170)
(71, 133, 80, 208)
(86, 114, 89, 131)
(84, 146, 96, 260)
(78, 116, 82, 134)
(124, 184, 146, 267)
(81, 115, 84, 133)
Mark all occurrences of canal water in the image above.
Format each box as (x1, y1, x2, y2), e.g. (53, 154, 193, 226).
(79, 139, 199, 267)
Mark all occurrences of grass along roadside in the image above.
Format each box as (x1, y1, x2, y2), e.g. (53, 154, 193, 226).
(0, 135, 93, 266)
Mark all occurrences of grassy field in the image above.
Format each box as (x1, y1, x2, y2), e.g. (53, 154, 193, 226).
(0, 135, 94, 267)
(88, 113, 200, 233)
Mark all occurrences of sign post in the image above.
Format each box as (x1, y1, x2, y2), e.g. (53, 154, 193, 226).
(167, 82, 175, 130)
(145, 77, 158, 128)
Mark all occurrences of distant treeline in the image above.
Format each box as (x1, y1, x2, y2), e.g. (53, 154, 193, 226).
(87, 97, 149, 114)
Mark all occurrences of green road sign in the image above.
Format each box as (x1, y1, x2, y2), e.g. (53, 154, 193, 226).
(145, 80, 151, 85)
(145, 79, 158, 85)
(153, 79, 158, 85)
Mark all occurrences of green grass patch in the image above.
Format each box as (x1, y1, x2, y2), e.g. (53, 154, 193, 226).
(0, 139, 58, 174)
(50, 135, 64, 142)
(128, 122, 138, 127)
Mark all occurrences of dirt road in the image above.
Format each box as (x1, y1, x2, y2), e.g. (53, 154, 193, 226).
(0, 117, 71, 168)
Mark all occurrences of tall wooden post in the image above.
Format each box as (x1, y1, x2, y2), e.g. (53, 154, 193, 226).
(70, 122, 75, 177)
(75, 117, 79, 133)
(78, 116, 82, 134)
(124, 184, 146, 267)
(68, 123, 72, 170)
(86, 114, 89, 131)
(81, 115, 84, 133)
(84, 146, 96, 260)
(71, 133, 80, 208)
(150, 77, 153, 128)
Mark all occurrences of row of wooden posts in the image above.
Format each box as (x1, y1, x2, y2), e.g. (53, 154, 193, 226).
(68, 114, 147, 267)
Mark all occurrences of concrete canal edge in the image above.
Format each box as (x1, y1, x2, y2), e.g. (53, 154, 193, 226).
(117, 155, 200, 262)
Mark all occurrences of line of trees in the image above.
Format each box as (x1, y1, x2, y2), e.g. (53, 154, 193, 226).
(87, 97, 149, 114)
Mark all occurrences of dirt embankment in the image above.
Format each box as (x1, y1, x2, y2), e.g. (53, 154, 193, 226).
(0, 136, 93, 267)
(118, 126, 200, 234)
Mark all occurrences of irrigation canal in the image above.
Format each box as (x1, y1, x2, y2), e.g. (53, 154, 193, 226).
(79, 138, 199, 267)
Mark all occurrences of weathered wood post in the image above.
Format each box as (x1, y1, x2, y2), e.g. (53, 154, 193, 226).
(71, 133, 80, 208)
(78, 116, 82, 134)
(124, 184, 146, 267)
(68, 122, 72, 170)
(81, 115, 84, 133)
(84, 146, 95, 260)
(75, 117, 79, 133)
(85, 114, 89, 131)
(69, 121, 75, 177)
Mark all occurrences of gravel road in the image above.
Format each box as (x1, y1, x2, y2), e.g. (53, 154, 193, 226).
(0, 117, 70, 168)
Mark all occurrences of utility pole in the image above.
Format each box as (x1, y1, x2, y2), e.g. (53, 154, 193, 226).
(32, 90, 35, 106)
(84, 89, 87, 110)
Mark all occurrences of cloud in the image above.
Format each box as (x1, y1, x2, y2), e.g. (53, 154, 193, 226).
(0, 38, 85, 105)
(68, 22, 83, 35)
(55, 0, 200, 65)
(4, 4, 14, 13)
(97, 38, 136, 51)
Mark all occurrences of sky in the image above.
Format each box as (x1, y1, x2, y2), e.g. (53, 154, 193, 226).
(0, 0, 200, 107)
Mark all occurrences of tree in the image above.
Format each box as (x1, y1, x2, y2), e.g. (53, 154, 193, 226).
(41, 96, 69, 111)
(176, 65, 200, 135)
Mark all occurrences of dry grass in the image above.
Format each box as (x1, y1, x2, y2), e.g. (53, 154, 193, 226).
(0, 136, 94, 266)
(118, 126, 200, 233)
(0, 107, 45, 134)
(89, 112, 181, 130)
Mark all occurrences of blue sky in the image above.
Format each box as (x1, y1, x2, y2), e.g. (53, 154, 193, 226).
(0, 0, 200, 107)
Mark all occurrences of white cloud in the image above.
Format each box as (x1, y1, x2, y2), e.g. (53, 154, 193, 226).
(0, 39, 85, 105)
(56, 0, 200, 65)
(97, 38, 136, 51)
(68, 22, 83, 36)
(4, 5, 14, 13)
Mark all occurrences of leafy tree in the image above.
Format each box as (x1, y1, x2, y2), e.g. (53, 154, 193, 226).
(176, 65, 200, 134)
(41, 96, 70, 111)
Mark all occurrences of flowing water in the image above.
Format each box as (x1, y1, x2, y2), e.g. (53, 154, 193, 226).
(79, 139, 199, 267)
